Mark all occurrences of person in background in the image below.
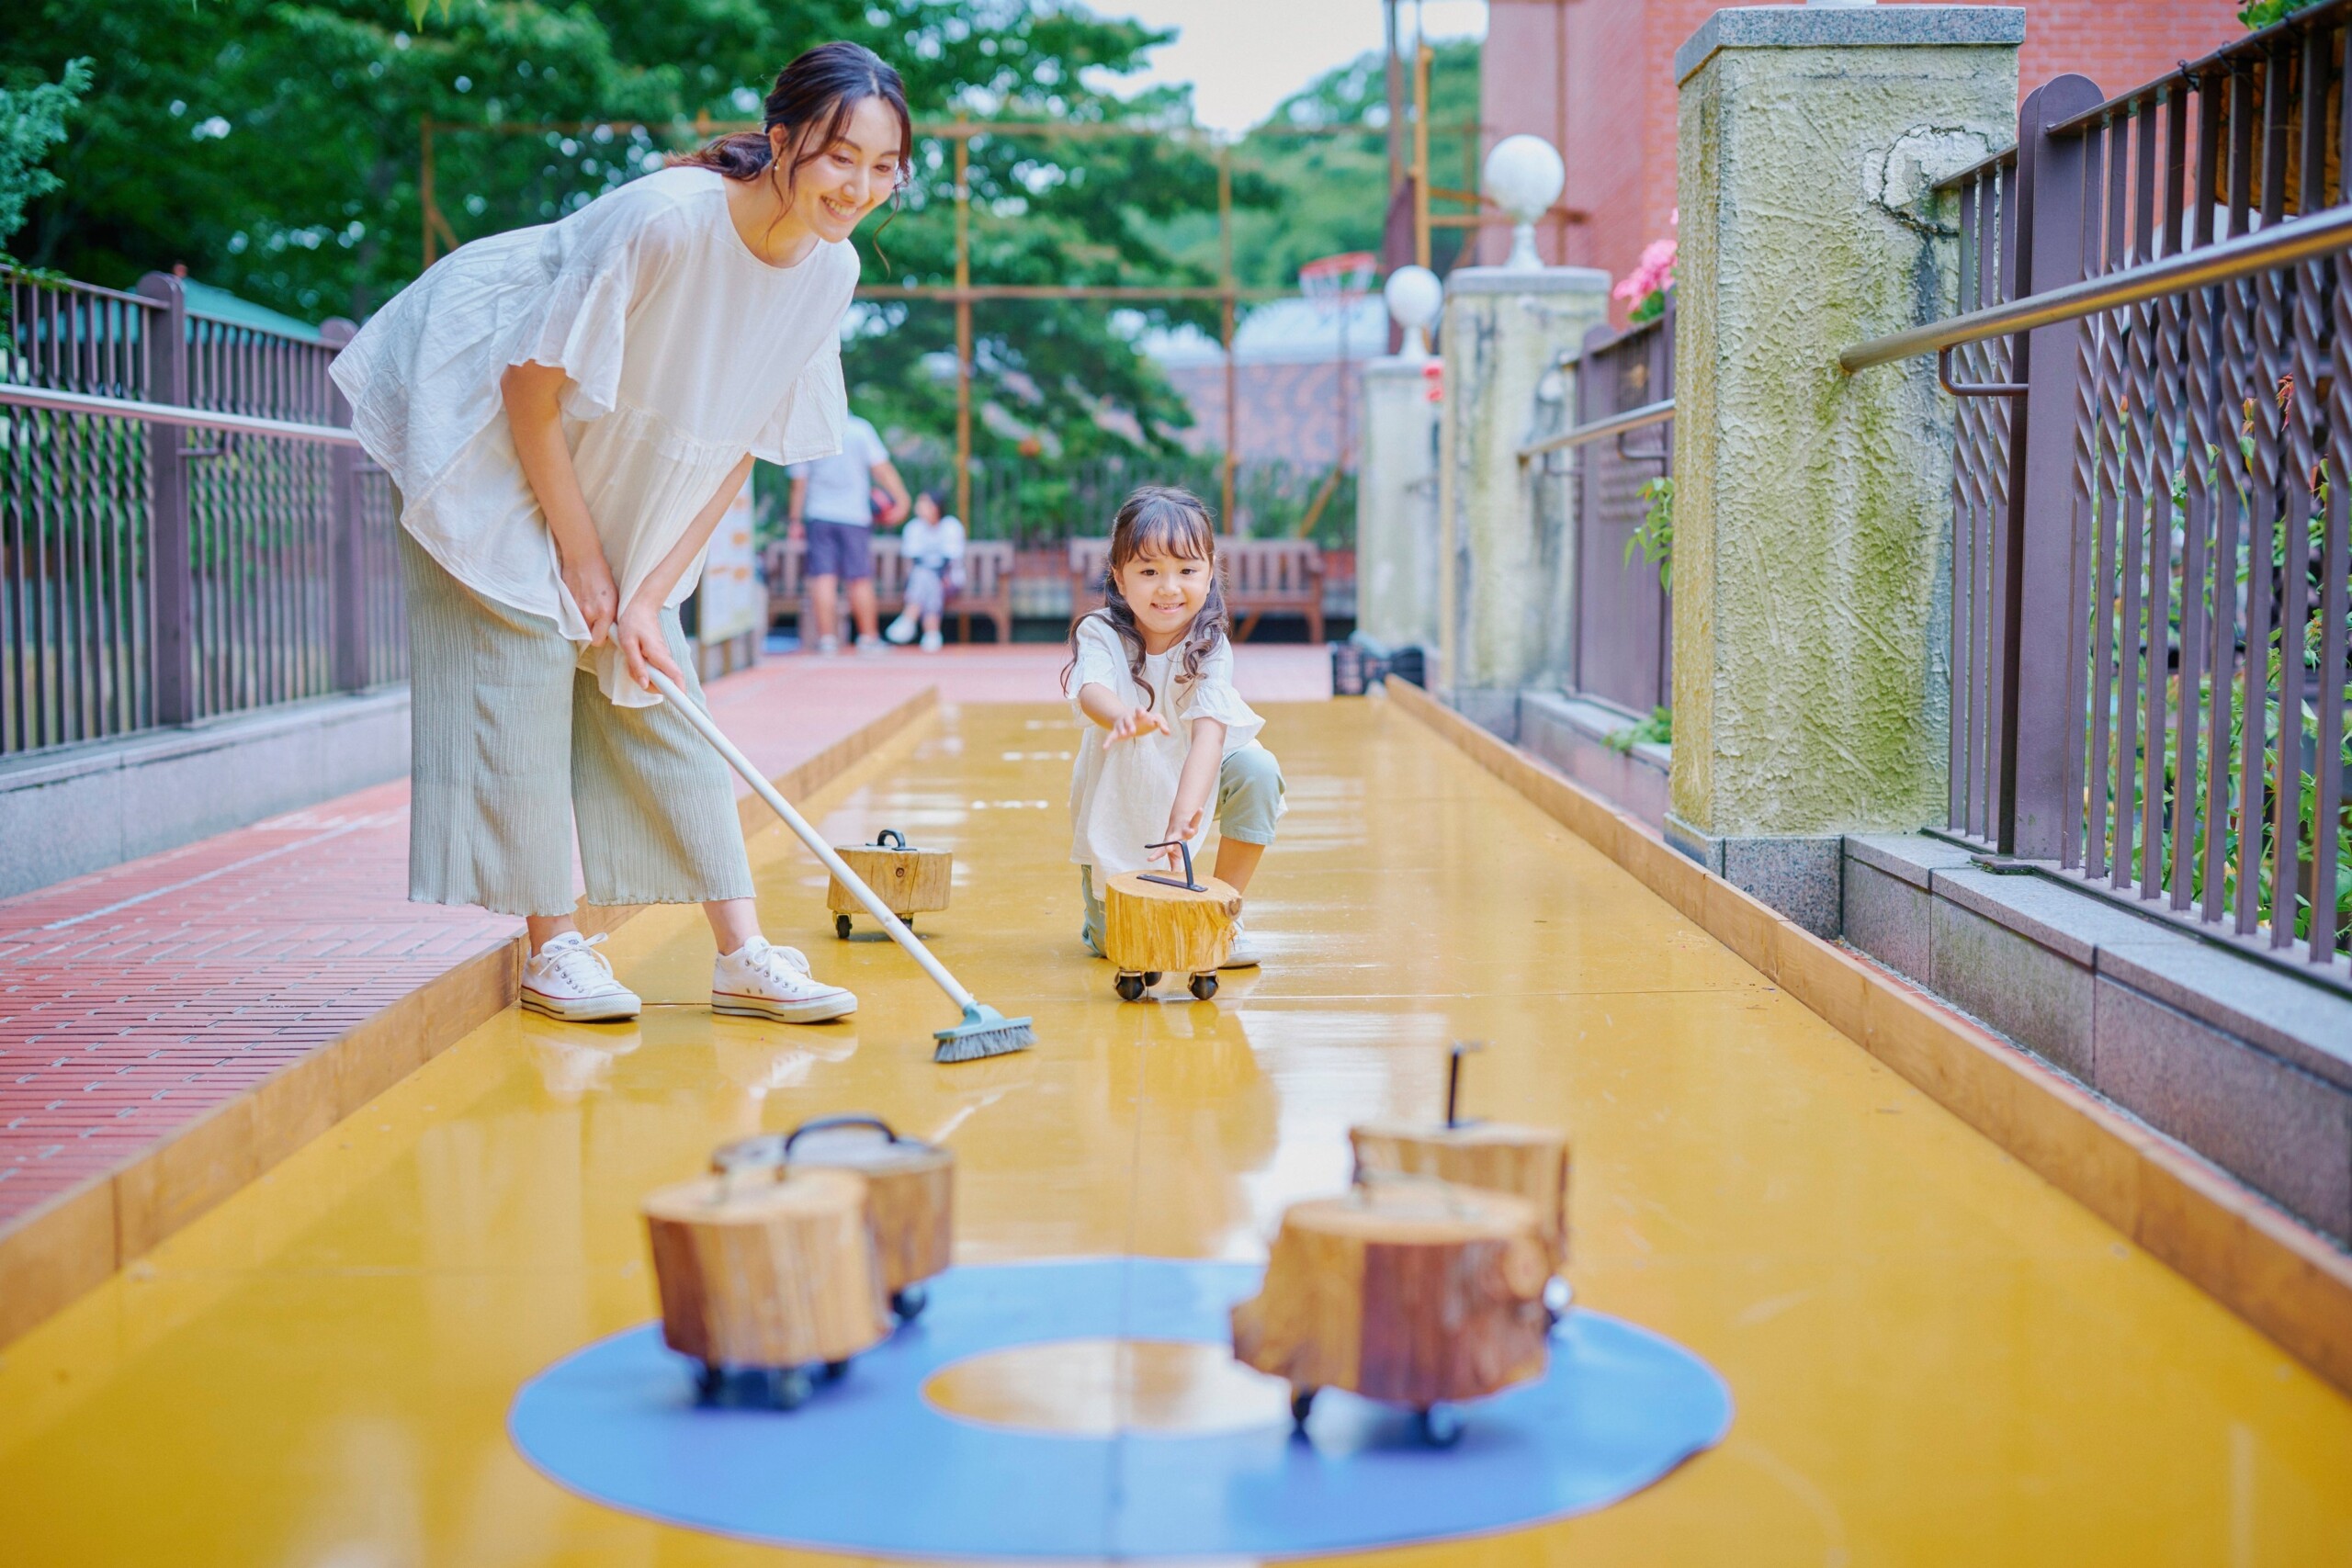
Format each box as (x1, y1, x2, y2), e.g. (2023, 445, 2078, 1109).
(885, 490, 966, 651)
(786, 405, 908, 654)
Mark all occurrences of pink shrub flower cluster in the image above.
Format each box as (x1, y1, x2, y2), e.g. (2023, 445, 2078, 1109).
(1612, 210, 1678, 322)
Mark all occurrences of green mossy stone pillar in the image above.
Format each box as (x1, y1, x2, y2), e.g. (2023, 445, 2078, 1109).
(1437, 265, 1611, 730)
(1668, 4, 2022, 934)
(1356, 355, 1442, 653)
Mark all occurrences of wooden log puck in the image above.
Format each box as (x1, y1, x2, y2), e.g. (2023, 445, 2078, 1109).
(759, 1116, 954, 1300)
(643, 1165, 888, 1369)
(1230, 1180, 1551, 1409)
(828, 830, 952, 919)
(1350, 1121, 1571, 1268)
(1103, 870, 1241, 976)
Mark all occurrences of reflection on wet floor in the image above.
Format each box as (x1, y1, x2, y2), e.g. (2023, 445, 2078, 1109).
(2, 697, 2350, 1567)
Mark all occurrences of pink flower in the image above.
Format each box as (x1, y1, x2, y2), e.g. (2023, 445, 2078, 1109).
(1611, 236, 1677, 305)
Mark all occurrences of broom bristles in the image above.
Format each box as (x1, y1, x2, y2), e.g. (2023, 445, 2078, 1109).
(933, 1004, 1035, 1064)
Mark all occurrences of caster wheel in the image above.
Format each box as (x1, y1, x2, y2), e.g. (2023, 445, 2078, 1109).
(835, 914, 854, 940)
(891, 1282, 930, 1323)
(820, 1359, 851, 1382)
(1188, 973, 1219, 1000)
(1290, 1386, 1317, 1435)
(766, 1366, 813, 1411)
(695, 1362, 727, 1404)
(1141, 971, 1163, 987)
(1114, 973, 1147, 1001)
(1413, 1405, 1463, 1448)
(1544, 1275, 1574, 1326)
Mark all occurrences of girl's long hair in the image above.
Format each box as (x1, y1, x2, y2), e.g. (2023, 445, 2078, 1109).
(1061, 486, 1229, 710)
(672, 42, 911, 254)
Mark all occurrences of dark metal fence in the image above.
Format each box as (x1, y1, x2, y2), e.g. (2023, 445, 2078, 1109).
(1570, 301, 1674, 716)
(1849, 0, 2352, 979)
(1, 271, 403, 759)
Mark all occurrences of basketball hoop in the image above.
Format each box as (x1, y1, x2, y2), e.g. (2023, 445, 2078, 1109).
(1299, 250, 1378, 311)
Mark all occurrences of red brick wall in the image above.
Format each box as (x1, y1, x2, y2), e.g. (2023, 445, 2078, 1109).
(1480, 0, 2246, 322)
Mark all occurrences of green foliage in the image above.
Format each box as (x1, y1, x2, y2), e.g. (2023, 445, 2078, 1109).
(0, 56, 89, 260)
(2, 1, 1257, 478)
(1624, 475, 1673, 591)
(2238, 0, 2326, 29)
(1139, 39, 1481, 290)
(1604, 706, 1671, 755)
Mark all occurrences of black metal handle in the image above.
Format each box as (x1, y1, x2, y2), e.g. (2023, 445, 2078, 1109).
(1137, 838, 1204, 892)
(873, 829, 907, 850)
(1446, 1041, 1485, 1129)
(785, 1113, 899, 1155)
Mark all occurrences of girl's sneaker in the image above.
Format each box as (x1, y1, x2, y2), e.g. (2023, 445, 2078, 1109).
(855, 634, 888, 658)
(713, 937, 857, 1023)
(814, 635, 841, 657)
(920, 628, 944, 652)
(522, 931, 642, 1022)
(1219, 922, 1262, 969)
(885, 610, 919, 644)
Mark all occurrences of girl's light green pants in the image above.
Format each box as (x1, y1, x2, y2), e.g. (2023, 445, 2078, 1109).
(401, 530, 754, 918)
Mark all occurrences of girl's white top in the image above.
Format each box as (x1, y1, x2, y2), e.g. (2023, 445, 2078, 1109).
(1066, 612, 1272, 876)
(900, 513, 967, 577)
(329, 166, 858, 705)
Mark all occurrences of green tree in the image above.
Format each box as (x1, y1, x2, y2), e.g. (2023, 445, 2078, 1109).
(1, 1, 1269, 497)
(1143, 39, 1480, 291)
(0, 55, 88, 264)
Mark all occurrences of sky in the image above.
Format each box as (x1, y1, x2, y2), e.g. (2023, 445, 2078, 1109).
(1091, 0, 1488, 135)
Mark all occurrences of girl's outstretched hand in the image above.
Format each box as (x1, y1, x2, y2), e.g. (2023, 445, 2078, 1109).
(614, 597, 685, 694)
(1107, 705, 1172, 745)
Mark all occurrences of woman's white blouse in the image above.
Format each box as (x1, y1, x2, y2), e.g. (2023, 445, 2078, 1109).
(330, 166, 857, 705)
(1066, 613, 1272, 877)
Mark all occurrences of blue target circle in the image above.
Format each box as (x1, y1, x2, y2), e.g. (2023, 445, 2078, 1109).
(509, 1258, 1731, 1559)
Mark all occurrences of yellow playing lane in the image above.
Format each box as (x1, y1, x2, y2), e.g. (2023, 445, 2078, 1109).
(3, 696, 2348, 1566)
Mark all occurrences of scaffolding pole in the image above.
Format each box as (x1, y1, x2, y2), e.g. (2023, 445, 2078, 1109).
(954, 131, 971, 530)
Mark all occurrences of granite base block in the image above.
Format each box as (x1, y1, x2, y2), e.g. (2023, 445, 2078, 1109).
(1664, 814, 1842, 937)
(1930, 895, 2096, 1081)
(1842, 857, 1931, 982)
(2093, 976, 2352, 1245)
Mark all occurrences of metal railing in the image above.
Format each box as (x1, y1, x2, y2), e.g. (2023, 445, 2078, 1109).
(1517, 300, 1676, 719)
(1845, 1, 2352, 977)
(1, 271, 405, 759)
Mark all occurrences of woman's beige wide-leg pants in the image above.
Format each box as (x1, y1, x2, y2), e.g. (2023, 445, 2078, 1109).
(400, 530, 753, 917)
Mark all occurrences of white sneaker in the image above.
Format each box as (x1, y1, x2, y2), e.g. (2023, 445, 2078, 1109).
(1219, 921, 1262, 969)
(885, 611, 919, 644)
(522, 931, 642, 1021)
(713, 937, 858, 1023)
(855, 635, 888, 658)
(920, 628, 944, 652)
(814, 635, 841, 657)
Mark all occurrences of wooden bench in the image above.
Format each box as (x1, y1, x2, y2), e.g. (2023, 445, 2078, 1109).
(1068, 537, 1325, 643)
(763, 536, 1014, 645)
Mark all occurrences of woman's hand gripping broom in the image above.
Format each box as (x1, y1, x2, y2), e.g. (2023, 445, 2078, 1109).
(645, 670, 1034, 1063)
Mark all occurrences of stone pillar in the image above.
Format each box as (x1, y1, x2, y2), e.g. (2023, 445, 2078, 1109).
(1355, 355, 1441, 652)
(1668, 5, 2021, 934)
(1436, 266, 1611, 730)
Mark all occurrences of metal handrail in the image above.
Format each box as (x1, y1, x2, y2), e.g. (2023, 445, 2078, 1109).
(0, 382, 361, 446)
(1516, 397, 1675, 464)
(1840, 204, 2352, 373)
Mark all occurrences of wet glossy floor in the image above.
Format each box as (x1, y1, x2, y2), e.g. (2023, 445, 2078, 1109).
(5, 697, 2350, 1566)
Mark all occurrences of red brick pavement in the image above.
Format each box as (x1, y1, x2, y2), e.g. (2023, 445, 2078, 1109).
(0, 644, 1328, 1227)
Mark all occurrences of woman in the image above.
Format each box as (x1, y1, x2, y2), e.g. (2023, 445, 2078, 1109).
(331, 42, 908, 1024)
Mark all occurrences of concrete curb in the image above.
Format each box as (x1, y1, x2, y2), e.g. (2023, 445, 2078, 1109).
(1384, 677, 2352, 1399)
(0, 684, 942, 1348)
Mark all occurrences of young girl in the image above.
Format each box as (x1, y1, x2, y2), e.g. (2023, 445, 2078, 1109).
(330, 42, 907, 1025)
(885, 491, 966, 650)
(1064, 488, 1283, 967)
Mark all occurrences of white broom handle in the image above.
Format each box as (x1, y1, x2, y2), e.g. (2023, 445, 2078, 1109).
(645, 670, 978, 1013)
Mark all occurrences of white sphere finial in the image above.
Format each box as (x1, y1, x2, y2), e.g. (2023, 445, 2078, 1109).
(1384, 265, 1442, 360)
(1483, 134, 1566, 271)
